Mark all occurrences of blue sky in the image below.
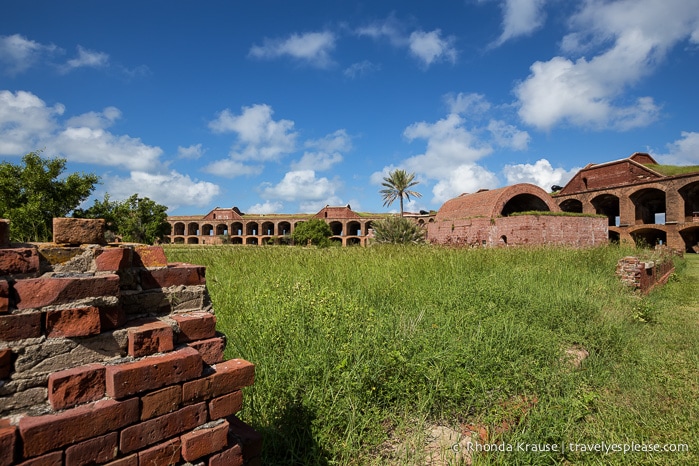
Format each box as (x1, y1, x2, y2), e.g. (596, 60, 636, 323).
(2, 0, 699, 216)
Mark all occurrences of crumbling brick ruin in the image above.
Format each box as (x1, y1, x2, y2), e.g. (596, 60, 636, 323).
(0, 218, 261, 465)
(616, 255, 677, 294)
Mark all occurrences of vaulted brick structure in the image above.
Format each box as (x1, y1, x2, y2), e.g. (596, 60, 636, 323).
(427, 184, 608, 247)
(554, 153, 699, 252)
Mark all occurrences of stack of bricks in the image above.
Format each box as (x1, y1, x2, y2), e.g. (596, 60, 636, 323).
(0, 218, 261, 465)
(615, 255, 676, 293)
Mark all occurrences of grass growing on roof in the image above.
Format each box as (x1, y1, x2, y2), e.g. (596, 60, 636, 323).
(164, 244, 698, 465)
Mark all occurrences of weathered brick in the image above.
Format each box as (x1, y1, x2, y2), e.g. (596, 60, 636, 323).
(16, 451, 63, 466)
(0, 348, 12, 379)
(189, 336, 226, 365)
(134, 246, 168, 268)
(140, 264, 205, 290)
(0, 425, 17, 466)
(138, 438, 181, 466)
(53, 217, 106, 245)
(64, 432, 118, 466)
(141, 385, 182, 421)
(95, 247, 132, 271)
(19, 398, 139, 458)
(45, 306, 100, 338)
(14, 275, 120, 310)
(173, 312, 216, 343)
(48, 363, 106, 411)
(120, 402, 207, 453)
(0, 220, 9, 248)
(0, 313, 42, 341)
(103, 454, 137, 466)
(209, 391, 243, 420)
(106, 347, 202, 399)
(209, 444, 244, 466)
(0, 279, 9, 313)
(227, 415, 263, 465)
(183, 359, 255, 404)
(181, 419, 229, 462)
(99, 305, 126, 330)
(0, 248, 40, 277)
(127, 319, 174, 358)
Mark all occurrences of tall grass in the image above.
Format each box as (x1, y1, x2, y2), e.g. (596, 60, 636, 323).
(165, 245, 698, 465)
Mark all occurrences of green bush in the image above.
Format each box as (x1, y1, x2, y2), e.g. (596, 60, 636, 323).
(290, 218, 333, 247)
(371, 215, 425, 244)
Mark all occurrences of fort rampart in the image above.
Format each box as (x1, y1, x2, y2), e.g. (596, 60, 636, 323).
(0, 218, 260, 466)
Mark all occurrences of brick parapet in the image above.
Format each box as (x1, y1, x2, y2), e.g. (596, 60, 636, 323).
(0, 218, 258, 465)
(615, 254, 677, 293)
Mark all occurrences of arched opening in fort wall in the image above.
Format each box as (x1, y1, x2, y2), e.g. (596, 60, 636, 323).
(501, 193, 551, 216)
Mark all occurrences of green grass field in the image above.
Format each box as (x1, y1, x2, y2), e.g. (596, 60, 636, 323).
(164, 245, 699, 465)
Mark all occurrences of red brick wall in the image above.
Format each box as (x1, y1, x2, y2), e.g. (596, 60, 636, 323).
(0, 218, 260, 466)
(616, 255, 676, 293)
(428, 215, 608, 247)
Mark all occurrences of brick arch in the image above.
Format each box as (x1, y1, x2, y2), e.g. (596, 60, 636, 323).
(629, 187, 666, 225)
(679, 224, 699, 253)
(435, 183, 559, 220)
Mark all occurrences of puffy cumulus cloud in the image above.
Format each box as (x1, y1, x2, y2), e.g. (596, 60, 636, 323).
(201, 158, 263, 178)
(53, 126, 162, 172)
(503, 159, 579, 190)
(104, 170, 220, 211)
(492, 0, 548, 47)
(292, 129, 351, 171)
(0, 34, 59, 75)
(445, 92, 491, 115)
(299, 197, 344, 214)
(432, 164, 499, 204)
(653, 132, 699, 166)
(408, 30, 457, 66)
(487, 120, 530, 150)
(249, 31, 336, 68)
(60, 45, 109, 73)
(260, 170, 341, 211)
(516, 0, 699, 131)
(355, 15, 406, 46)
(0, 90, 64, 154)
(177, 144, 204, 160)
(208, 104, 297, 162)
(247, 201, 284, 214)
(65, 106, 121, 129)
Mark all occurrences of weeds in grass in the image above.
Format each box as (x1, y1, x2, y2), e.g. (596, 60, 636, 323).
(165, 245, 699, 465)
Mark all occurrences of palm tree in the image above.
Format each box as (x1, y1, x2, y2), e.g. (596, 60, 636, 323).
(380, 169, 422, 216)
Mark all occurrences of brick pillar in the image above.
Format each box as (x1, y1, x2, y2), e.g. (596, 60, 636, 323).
(619, 195, 635, 227)
(665, 189, 683, 224)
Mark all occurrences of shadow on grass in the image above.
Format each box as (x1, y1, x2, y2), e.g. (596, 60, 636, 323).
(256, 400, 331, 466)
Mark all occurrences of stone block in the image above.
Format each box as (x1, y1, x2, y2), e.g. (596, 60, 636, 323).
(0, 248, 40, 277)
(53, 217, 106, 245)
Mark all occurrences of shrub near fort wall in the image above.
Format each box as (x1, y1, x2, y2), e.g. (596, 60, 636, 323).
(0, 218, 260, 466)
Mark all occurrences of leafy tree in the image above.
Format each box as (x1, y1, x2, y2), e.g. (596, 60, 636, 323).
(371, 216, 425, 244)
(0, 151, 99, 242)
(291, 219, 333, 247)
(380, 169, 422, 216)
(75, 193, 170, 244)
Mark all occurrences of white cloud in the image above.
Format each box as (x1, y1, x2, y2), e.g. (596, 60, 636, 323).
(247, 201, 283, 214)
(61, 45, 109, 72)
(503, 159, 579, 190)
(208, 104, 297, 162)
(292, 129, 350, 171)
(446, 92, 491, 115)
(54, 125, 162, 172)
(653, 132, 699, 166)
(0, 34, 59, 75)
(65, 106, 121, 129)
(249, 31, 336, 68)
(105, 170, 220, 210)
(177, 144, 205, 160)
(432, 164, 499, 204)
(0, 90, 64, 155)
(492, 0, 548, 47)
(409, 30, 457, 66)
(291, 152, 343, 171)
(201, 158, 263, 178)
(357, 17, 458, 67)
(487, 119, 530, 150)
(343, 60, 380, 78)
(260, 170, 339, 207)
(515, 0, 699, 131)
